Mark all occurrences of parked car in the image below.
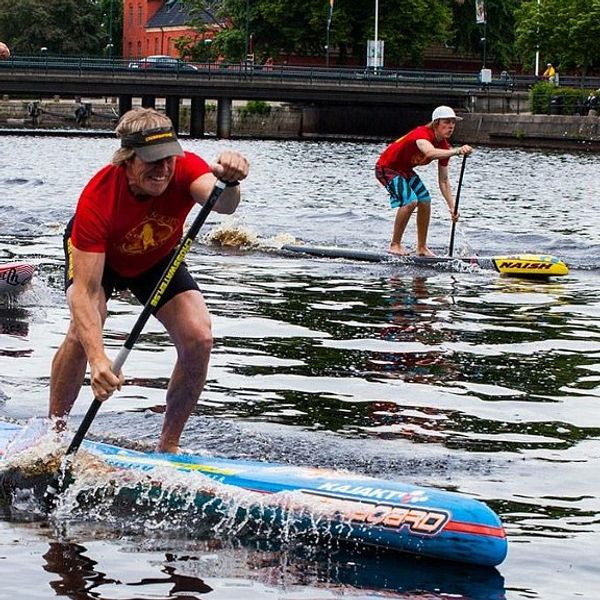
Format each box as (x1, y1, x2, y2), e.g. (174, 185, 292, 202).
(127, 55, 197, 71)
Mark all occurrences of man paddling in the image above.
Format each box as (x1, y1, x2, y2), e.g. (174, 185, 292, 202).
(375, 106, 472, 256)
(48, 107, 249, 453)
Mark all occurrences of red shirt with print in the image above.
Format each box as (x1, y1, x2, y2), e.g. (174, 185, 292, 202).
(71, 151, 211, 277)
(376, 125, 450, 177)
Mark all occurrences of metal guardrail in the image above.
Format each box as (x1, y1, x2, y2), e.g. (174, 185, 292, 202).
(2, 55, 600, 92)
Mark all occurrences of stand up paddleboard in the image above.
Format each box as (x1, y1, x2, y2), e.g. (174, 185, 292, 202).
(0, 262, 35, 294)
(282, 244, 569, 277)
(0, 420, 507, 567)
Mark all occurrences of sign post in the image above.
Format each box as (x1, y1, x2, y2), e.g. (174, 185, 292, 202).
(366, 39, 384, 72)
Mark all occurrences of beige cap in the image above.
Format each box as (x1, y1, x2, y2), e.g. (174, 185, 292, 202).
(431, 106, 463, 121)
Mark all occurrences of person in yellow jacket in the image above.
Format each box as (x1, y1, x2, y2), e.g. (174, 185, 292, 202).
(542, 63, 557, 84)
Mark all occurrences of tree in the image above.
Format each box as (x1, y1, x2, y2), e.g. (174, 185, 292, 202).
(449, 0, 520, 70)
(0, 0, 105, 55)
(99, 0, 124, 58)
(182, 0, 452, 66)
(515, 0, 600, 74)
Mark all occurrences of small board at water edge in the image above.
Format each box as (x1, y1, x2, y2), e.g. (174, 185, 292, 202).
(0, 262, 35, 295)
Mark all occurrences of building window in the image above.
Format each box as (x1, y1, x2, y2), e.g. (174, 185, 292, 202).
(137, 41, 142, 57)
(138, 5, 143, 27)
(154, 38, 159, 54)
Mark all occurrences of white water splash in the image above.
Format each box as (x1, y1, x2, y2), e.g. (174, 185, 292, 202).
(204, 216, 260, 248)
(4, 417, 51, 459)
(204, 216, 299, 252)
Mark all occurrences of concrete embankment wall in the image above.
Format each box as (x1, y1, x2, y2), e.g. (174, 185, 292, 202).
(2, 98, 600, 152)
(456, 113, 600, 151)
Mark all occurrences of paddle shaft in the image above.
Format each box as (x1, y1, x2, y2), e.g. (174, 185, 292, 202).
(44, 180, 228, 505)
(448, 154, 468, 257)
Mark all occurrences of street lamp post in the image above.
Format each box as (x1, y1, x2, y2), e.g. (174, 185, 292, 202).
(244, 0, 250, 65)
(534, 0, 540, 76)
(40, 46, 48, 72)
(367, 0, 383, 73)
(108, 0, 114, 59)
(374, 0, 379, 51)
(481, 21, 487, 68)
(326, 0, 334, 68)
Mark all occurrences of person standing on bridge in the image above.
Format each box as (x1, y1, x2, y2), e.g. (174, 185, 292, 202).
(48, 107, 249, 453)
(375, 105, 472, 256)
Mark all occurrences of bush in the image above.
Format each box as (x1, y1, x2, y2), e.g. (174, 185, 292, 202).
(239, 100, 271, 118)
(530, 82, 588, 115)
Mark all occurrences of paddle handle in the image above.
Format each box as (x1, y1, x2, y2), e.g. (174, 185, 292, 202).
(44, 180, 228, 506)
(448, 154, 467, 257)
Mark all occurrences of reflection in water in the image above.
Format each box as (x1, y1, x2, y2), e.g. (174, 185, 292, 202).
(37, 528, 505, 600)
(129, 561, 213, 596)
(0, 307, 30, 339)
(370, 275, 460, 384)
(1, 139, 600, 599)
(43, 541, 213, 598)
(44, 542, 119, 598)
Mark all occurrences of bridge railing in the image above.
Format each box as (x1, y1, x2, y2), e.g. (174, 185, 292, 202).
(2, 55, 600, 92)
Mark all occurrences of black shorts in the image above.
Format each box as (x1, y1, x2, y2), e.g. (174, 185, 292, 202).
(63, 219, 200, 313)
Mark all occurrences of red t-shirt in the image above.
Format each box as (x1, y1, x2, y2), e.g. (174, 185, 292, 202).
(376, 125, 450, 177)
(71, 151, 211, 277)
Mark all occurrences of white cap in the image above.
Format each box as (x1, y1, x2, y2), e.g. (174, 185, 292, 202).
(431, 105, 462, 122)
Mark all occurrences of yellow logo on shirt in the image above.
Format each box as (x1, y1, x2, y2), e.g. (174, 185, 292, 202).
(119, 212, 179, 255)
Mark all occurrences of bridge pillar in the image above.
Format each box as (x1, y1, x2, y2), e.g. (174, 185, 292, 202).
(141, 95, 155, 109)
(118, 95, 132, 116)
(190, 97, 205, 138)
(165, 96, 180, 132)
(216, 97, 232, 139)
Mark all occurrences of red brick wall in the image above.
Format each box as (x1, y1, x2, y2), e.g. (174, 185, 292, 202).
(122, 0, 198, 59)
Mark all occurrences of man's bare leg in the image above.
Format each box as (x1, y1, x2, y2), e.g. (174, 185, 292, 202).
(155, 290, 212, 453)
(389, 203, 416, 255)
(416, 202, 435, 256)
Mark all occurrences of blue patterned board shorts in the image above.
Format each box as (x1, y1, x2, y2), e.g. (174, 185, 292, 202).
(376, 166, 432, 209)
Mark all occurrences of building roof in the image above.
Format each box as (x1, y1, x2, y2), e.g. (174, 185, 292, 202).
(147, 0, 221, 28)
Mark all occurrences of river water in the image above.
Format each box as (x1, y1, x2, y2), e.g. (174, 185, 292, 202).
(0, 135, 599, 599)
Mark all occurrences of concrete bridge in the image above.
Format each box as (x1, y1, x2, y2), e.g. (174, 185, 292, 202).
(0, 60, 523, 138)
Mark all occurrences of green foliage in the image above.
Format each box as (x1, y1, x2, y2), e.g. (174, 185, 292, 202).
(99, 0, 124, 57)
(375, 0, 452, 66)
(529, 81, 588, 115)
(529, 82, 556, 113)
(240, 100, 271, 117)
(0, 0, 106, 55)
(182, 0, 453, 66)
(515, 0, 600, 73)
(449, 0, 520, 69)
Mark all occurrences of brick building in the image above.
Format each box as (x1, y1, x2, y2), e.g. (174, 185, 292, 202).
(123, 0, 219, 59)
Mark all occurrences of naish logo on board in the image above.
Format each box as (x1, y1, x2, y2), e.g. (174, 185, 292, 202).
(497, 260, 553, 270)
(306, 489, 449, 535)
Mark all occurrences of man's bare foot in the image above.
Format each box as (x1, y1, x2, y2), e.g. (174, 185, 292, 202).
(389, 243, 411, 256)
(417, 247, 436, 257)
(157, 444, 181, 454)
